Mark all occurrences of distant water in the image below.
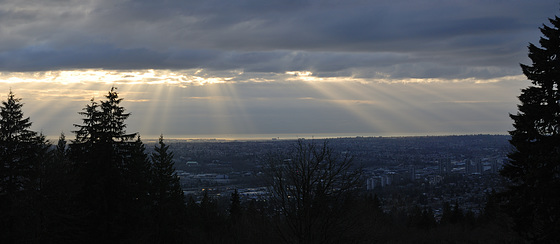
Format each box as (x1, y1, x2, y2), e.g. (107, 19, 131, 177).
(141, 132, 509, 141)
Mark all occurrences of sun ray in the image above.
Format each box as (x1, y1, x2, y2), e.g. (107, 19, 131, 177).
(283, 71, 520, 136)
(0, 68, 521, 139)
(115, 83, 162, 139)
(215, 82, 258, 135)
(289, 72, 422, 134)
(345, 82, 445, 133)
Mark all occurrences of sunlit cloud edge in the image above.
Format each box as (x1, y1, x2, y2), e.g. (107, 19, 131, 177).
(0, 69, 525, 86)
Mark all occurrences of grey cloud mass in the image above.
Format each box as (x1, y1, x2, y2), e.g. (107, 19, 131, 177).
(0, 0, 558, 79)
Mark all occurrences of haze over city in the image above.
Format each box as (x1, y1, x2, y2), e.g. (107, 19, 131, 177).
(1, 0, 557, 139)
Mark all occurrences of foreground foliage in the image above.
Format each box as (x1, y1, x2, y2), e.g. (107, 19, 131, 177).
(501, 15, 560, 242)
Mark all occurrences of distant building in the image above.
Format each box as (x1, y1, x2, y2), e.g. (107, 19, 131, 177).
(366, 177, 376, 190)
(385, 173, 394, 185)
(491, 158, 504, 174)
(439, 159, 453, 175)
(186, 161, 199, 167)
(410, 166, 416, 181)
(366, 175, 392, 190)
(476, 160, 483, 174)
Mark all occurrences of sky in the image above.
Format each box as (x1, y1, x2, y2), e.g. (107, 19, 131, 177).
(0, 0, 558, 140)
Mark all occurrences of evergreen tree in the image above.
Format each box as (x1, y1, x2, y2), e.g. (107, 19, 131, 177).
(121, 135, 152, 242)
(70, 87, 136, 165)
(0, 91, 42, 196)
(150, 135, 183, 207)
(149, 135, 186, 243)
(69, 87, 145, 242)
(227, 189, 245, 244)
(186, 195, 200, 220)
(70, 98, 100, 157)
(200, 190, 218, 221)
(229, 189, 242, 221)
(0, 91, 49, 243)
(55, 132, 67, 161)
(125, 136, 151, 205)
(502, 15, 560, 242)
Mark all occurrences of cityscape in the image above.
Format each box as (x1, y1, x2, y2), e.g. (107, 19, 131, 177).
(146, 134, 510, 220)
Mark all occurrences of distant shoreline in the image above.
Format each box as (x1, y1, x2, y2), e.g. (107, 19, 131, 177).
(136, 133, 510, 143)
(46, 132, 510, 142)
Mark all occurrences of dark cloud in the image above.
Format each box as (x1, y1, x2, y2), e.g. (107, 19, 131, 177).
(0, 0, 558, 79)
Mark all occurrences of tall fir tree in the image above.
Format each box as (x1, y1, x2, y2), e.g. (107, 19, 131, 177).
(69, 87, 148, 242)
(150, 135, 186, 243)
(0, 91, 42, 195)
(502, 16, 560, 242)
(125, 135, 151, 208)
(0, 91, 49, 243)
(121, 135, 153, 242)
(229, 189, 242, 221)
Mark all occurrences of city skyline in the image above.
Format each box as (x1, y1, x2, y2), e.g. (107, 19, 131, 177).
(1, 0, 557, 139)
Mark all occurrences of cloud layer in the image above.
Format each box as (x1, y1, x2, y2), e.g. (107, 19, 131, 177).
(1, 0, 557, 80)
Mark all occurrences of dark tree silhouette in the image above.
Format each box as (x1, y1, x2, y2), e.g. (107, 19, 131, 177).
(120, 135, 152, 242)
(149, 135, 186, 243)
(0, 91, 50, 243)
(150, 135, 184, 207)
(501, 15, 560, 242)
(0, 91, 43, 196)
(229, 189, 242, 221)
(37, 133, 84, 243)
(264, 140, 363, 244)
(69, 87, 148, 242)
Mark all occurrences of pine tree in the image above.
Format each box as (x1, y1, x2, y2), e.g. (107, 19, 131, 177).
(99, 87, 135, 142)
(0, 91, 41, 195)
(0, 91, 49, 243)
(69, 87, 145, 242)
(229, 189, 242, 221)
(150, 135, 186, 243)
(125, 136, 151, 205)
(55, 132, 67, 161)
(150, 135, 183, 206)
(70, 99, 99, 158)
(502, 16, 560, 242)
(70, 87, 136, 165)
(120, 135, 153, 242)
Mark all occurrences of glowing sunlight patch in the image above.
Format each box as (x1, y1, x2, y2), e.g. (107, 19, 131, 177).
(285, 71, 367, 83)
(0, 69, 523, 87)
(0, 69, 231, 86)
(284, 71, 524, 84)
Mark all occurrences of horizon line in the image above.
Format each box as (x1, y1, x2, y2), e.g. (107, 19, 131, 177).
(45, 132, 510, 142)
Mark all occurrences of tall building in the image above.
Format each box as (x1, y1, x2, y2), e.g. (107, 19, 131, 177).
(439, 159, 452, 175)
(476, 160, 483, 174)
(491, 158, 504, 174)
(366, 177, 376, 190)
